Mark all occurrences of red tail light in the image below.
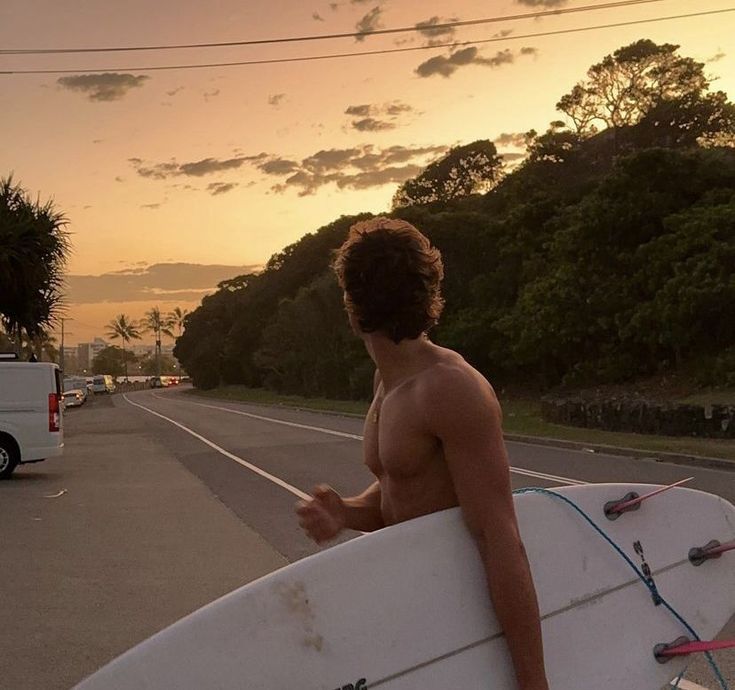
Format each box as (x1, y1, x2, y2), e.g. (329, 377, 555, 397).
(48, 393, 61, 432)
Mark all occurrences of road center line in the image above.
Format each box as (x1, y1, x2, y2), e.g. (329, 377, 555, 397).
(123, 394, 310, 501)
(151, 393, 588, 486)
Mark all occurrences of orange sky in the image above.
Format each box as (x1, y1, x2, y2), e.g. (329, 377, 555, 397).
(2, 0, 733, 344)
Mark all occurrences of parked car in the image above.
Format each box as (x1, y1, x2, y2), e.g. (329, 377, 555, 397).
(63, 376, 89, 402)
(92, 374, 116, 394)
(149, 376, 164, 388)
(62, 389, 85, 408)
(0, 355, 64, 479)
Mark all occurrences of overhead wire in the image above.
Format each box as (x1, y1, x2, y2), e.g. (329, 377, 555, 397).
(1, 8, 732, 76)
(0, 0, 671, 55)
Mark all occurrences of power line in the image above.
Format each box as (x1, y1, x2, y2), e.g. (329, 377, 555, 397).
(2, 8, 731, 76)
(0, 0, 668, 56)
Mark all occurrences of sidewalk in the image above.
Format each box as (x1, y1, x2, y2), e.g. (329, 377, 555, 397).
(0, 395, 286, 690)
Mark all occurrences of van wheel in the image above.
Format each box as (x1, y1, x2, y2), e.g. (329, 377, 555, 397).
(0, 439, 18, 479)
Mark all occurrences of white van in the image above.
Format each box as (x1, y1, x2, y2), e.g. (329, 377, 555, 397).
(0, 358, 64, 478)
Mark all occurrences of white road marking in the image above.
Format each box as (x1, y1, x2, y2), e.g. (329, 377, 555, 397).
(123, 394, 310, 501)
(150, 393, 588, 486)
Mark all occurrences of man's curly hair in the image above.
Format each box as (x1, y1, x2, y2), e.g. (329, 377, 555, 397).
(332, 217, 444, 343)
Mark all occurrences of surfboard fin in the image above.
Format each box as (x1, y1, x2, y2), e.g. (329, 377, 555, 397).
(604, 478, 694, 520)
(689, 539, 735, 566)
(654, 637, 735, 663)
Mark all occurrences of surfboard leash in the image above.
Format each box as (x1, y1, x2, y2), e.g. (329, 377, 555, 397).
(512, 487, 731, 690)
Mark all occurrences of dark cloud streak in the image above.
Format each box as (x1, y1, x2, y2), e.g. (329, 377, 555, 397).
(57, 72, 148, 101)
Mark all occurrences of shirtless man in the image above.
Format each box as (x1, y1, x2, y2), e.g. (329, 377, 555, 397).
(295, 217, 549, 690)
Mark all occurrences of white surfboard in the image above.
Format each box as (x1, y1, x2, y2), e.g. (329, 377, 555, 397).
(76, 484, 735, 689)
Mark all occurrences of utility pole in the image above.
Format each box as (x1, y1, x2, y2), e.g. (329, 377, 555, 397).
(60, 317, 73, 375)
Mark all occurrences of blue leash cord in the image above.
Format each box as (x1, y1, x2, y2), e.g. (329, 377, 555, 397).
(512, 487, 730, 690)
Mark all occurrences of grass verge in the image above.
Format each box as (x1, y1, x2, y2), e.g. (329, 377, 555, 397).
(190, 386, 735, 462)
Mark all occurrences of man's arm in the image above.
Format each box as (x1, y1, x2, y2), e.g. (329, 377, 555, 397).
(424, 368, 549, 690)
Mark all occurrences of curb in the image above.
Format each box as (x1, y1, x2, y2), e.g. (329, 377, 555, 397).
(504, 434, 735, 472)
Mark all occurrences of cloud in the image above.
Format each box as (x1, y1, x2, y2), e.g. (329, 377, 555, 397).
(312, 11, 324, 21)
(344, 101, 414, 131)
(141, 202, 162, 209)
(501, 152, 526, 161)
(345, 104, 372, 116)
(130, 154, 268, 179)
(115, 176, 124, 183)
(65, 263, 261, 304)
(180, 157, 250, 176)
(330, 2, 339, 9)
(271, 143, 447, 196)
(131, 143, 446, 197)
(520, 46, 538, 57)
(494, 132, 527, 147)
(258, 158, 300, 175)
(415, 47, 520, 78)
(384, 102, 412, 116)
(57, 72, 149, 101)
(207, 182, 238, 195)
(355, 7, 383, 41)
(415, 16, 458, 39)
(92, 139, 103, 144)
(203, 89, 220, 102)
(707, 51, 726, 63)
(268, 93, 286, 107)
(166, 87, 185, 96)
(352, 117, 395, 132)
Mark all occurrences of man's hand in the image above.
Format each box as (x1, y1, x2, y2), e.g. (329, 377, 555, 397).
(295, 485, 347, 544)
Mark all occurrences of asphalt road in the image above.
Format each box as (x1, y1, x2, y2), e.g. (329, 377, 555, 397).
(2, 386, 733, 689)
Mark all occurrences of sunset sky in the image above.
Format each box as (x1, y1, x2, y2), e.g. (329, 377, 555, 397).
(2, 0, 733, 344)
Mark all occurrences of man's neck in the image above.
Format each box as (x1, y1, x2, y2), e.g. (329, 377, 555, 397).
(364, 333, 437, 392)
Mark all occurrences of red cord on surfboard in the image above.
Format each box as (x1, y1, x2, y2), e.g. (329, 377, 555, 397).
(689, 539, 735, 565)
(656, 639, 735, 658)
(604, 478, 694, 518)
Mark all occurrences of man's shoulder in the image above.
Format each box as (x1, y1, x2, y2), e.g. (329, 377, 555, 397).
(416, 358, 500, 415)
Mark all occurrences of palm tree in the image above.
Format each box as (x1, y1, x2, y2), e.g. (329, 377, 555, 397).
(142, 306, 174, 377)
(106, 314, 141, 381)
(0, 176, 70, 354)
(169, 307, 189, 338)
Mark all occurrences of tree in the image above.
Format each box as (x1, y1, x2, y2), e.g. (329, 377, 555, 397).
(392, 140, 504, 208)
(142, 306, 174, 377)
(556, 40, 708, 135)
(92, 346, 135, 377)
(139, 353, 178, 376)
(0, 176, 70, 353)
(169, 306, 189, 338)
(106, 314, 141, 381)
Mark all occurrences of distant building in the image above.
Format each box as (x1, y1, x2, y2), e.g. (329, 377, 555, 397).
(76, 337, 109, 370)
(77, 343, 92, 370)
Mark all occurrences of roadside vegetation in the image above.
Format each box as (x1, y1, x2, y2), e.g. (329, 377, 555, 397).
(0, 176, 70, 356)
(175, 40, 735, 412)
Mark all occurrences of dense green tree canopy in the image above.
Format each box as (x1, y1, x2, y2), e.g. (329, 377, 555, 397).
(392, 140, 504, 208)
(175, 40, 735, 398)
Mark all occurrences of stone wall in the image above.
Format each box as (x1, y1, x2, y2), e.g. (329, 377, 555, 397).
(541, 396, 735, 438)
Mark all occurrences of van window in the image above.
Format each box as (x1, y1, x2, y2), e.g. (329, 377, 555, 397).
(54, 368, 62, 396)
(93, 376, 104, 384)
